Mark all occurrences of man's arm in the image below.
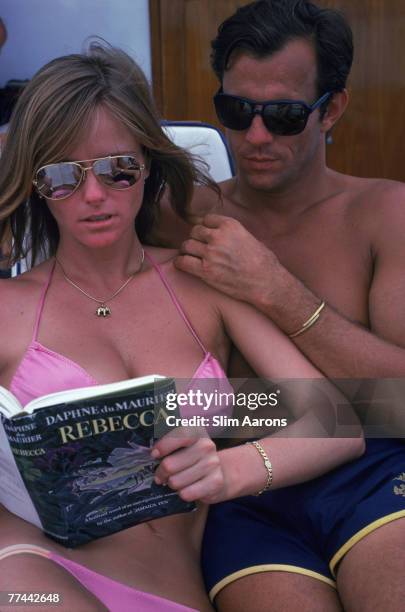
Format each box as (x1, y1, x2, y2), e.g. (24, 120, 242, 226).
(174, 199, 405, 380)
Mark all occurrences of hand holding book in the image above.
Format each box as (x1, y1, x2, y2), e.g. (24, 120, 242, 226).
(153, 427, 224, 502)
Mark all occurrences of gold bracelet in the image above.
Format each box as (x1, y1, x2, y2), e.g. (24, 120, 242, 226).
(246, 441, 273, 495)
(288, 301, 326, 338)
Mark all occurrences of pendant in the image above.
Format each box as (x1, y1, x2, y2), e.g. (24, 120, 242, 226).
(96, 304, 111, 317)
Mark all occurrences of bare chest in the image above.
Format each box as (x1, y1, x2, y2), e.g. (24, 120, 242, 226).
(229, 201, 372, 324)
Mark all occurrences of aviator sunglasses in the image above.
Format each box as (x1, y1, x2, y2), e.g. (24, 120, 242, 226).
(213, 89, 332, 136)
(33, 154, 145, 201)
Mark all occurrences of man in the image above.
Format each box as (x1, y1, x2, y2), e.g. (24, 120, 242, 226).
(153, 1, 405, 610)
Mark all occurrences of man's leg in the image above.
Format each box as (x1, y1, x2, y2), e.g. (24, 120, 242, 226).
(215, 572, 342, 612)
(337, 519, 405, 612)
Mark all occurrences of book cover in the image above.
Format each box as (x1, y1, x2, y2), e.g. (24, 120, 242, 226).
(0, 376, 195, 547)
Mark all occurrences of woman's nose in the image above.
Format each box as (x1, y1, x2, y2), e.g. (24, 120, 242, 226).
(81, 168, 107, 203)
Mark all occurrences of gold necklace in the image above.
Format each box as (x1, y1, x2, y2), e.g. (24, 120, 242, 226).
(55, 248, 145, 317)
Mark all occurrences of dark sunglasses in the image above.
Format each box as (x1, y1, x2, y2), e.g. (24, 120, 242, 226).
(33, 155, 145, 201)
(213, 89, 331, 136)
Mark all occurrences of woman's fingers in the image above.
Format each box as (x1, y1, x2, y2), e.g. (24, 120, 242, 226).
(177, 471, 226, 504)
(160, 447, 220, 490)
(154, 436, 216, 483)
(152, 425, 208, 459)
(152, 428, 225, 502)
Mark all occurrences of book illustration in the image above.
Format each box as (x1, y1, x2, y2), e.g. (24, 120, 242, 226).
(71, 442, 156, 498)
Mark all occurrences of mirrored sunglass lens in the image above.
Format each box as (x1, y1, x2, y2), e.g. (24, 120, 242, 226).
(94, 156, 140, 189)
(215, 96, 253, 130)
(36, 163, 81, 199)
(263, 103, 309, 135)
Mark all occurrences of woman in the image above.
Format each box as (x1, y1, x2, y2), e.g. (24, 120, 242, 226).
(0, 44, 363, 611)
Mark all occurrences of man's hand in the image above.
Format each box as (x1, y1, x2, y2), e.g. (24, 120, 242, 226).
(175, 214, 277, 304)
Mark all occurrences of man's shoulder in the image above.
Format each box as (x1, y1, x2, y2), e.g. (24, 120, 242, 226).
(341, 175, 405, 220)
(341, 176, 405, 248)
(192, 178, 234, 205)
(345, 175, 405, 205)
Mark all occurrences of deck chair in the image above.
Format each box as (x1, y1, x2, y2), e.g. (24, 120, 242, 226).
(162, 120, 234, 182)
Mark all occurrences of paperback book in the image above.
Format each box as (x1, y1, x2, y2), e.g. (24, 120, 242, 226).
(0, 375, 195, 547)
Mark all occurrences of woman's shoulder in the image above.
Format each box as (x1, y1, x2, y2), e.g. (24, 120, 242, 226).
(145, 245, 178, 265)
(144, 246, 231, 327)
(0, 262, 54, 378)
(145, 245, 218, 295)
(0, 260, 52, 313)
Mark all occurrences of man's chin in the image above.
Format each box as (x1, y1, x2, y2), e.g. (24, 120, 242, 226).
(244, 173, 287, 193)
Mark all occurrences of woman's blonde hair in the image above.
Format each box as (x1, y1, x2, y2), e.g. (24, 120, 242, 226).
(0, 42, 217, 265)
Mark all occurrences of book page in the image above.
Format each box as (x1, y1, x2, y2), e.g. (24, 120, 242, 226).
(0, 420, 42, 527)
(26, 374, 166, 413)
(0, 385, 22, 417)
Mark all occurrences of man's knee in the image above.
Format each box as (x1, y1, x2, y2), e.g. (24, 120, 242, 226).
(337, 518, 405, 612)
(215, 571, 342, 612)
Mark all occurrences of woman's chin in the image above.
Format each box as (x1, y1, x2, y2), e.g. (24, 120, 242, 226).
(74, 227, 135, 251)
(76, 236, 126, 251)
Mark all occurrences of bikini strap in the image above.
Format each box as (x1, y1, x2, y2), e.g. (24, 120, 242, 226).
(0, 543, 51, 561)
(32, 260, 56, 342)
(144, 251, 207, 355)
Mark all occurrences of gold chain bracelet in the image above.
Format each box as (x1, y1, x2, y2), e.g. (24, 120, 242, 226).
(246, 440, 273, 495)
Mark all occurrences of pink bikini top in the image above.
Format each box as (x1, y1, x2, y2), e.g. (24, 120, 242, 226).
(10, 252, 232, 413)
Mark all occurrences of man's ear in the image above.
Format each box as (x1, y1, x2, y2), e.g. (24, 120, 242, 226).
(320, 89, 349, 133)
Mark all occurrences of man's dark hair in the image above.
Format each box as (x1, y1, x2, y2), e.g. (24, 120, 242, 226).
(211, 0, 353, 97)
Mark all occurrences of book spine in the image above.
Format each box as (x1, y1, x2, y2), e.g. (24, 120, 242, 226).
(0, 417, 42, 527)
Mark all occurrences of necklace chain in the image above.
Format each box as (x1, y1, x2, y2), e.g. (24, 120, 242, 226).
(55, 248, 145, 317)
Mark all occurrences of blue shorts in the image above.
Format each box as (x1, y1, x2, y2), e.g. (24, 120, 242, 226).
(202, 439, 405, 602)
